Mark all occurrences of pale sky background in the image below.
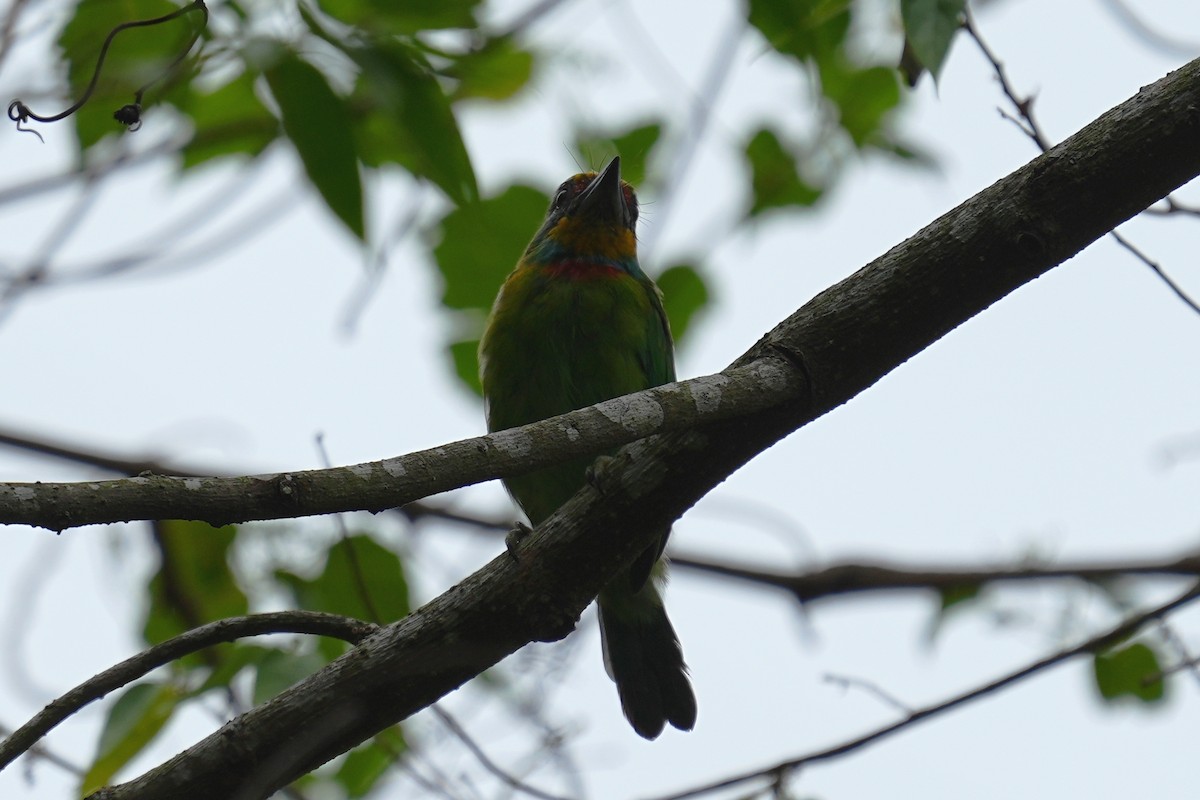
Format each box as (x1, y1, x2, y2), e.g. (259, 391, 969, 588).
(1, 0, 1200, 798)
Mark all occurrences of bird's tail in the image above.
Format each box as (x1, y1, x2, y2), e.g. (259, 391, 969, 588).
(598, 578, 696, 739)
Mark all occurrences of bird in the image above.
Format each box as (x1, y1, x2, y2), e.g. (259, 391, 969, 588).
(478, 156, 697, 739)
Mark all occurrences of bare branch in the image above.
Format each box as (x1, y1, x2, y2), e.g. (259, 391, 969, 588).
(0, 360, 801, 530)
(964, 9, 1200, 316)
(430, 706, 571, 800)
(0, 611, 377, 771)
(670, 551, 1200, 601)
(648, 582, 1200, 800)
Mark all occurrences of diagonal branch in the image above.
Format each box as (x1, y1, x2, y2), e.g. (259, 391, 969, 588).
(0, 612, 376, 773)
(21, 54, 1200, 800)
(0, 359, 799, 531)
(649, 582, 1200, 800)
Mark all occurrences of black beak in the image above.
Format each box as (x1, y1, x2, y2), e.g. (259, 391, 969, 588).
(573, 156, 625, 226)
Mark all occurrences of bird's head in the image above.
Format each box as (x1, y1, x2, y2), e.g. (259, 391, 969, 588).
(525, 156, 639, 265)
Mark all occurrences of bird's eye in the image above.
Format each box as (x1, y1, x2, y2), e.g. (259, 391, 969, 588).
(552, 187, 569, 210)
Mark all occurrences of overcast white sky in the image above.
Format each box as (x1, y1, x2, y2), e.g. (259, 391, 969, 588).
(1, 0, 1199, 798)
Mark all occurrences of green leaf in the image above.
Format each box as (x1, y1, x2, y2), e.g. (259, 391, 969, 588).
(143, 520, 248, 649)
(925, 583, 981, 643)
(938, 583, 981, 611)
(431, 184, 548, 394)
(195, 643, 276, 694)
(746, 0, 852, 64)
(335, 726, 407, 797)
(450, 339, 484, 396)
(1093, 643, 1166, 704)
(433, 184, 550, 311)
(574, 121, 664, 188)
(348, 40, 478, 204)
(316, 0, 479, 32)
(743, 128, 822, 217)
(81, 682, 181, 795)
(900, 0, 966, 81)
(265, 54, 365, 240)
(448, 38, 536, 102)
(276, 534, 409, 657)
(821, 65, 902, 146)
(58, 0, 203, 150)
(656, 263, 710, 345)
(181, 71, 277, 170)
(252, 648, 329, 705)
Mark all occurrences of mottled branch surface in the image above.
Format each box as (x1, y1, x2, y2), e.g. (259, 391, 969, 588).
(0, 361, 797, 531)
(38, 57, 1200, 799)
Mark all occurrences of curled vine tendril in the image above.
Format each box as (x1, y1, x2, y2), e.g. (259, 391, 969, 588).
(7, 0, 208, 141)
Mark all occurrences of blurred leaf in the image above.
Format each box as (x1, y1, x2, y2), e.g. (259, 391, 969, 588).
(938, 583, 981, 611)
(656, 263, 710, 345)
(316, 0, 478, 32)
(143, 520, 247, 648)
(335, 726, 407, 797)
(822, 64, 902, 146)
(574, 121, 664, 187)
(744, 128, 822, 216)
(451, 339, 484, 396)
(747, 0, 899, 148)
(746, 0, 851, 63)
(448, 38, 536, 102)
(266, 54, 365, 239)
(276, 534, 409, 657)
(1094, 643, 1166, 704)
(81, 682, 180, 795)
(900, 0, 966, 81)
(195, 643, 276, 694)
(181, 70, 277, 170)
(869, 132, 937, 167)
(348, 40, 478, 204)
(59, 0, 201, 150)
(925, 583, 981, 643)
(253, 648, 329, 705)
(433, 184, 549, 311)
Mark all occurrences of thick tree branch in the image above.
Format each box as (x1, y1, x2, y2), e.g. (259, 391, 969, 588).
(0, 360, 798, 531)
(23, 56, 1200, 800)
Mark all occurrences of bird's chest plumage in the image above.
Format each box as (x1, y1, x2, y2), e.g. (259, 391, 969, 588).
(480, 264, 656, 434)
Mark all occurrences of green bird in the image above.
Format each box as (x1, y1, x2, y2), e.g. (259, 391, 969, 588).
(479, 156, 696, 739)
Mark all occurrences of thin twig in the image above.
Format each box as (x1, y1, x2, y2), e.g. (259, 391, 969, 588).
(498, 0, 572, 38)
(0, 0, 31, 75)
(7, 0, 208, 131)
(822, 673, 912, 715)
(1098, 0, 1200, 58)
(315, 433, 385, 625)
(0, 422, 221, 477)
(670, 552, 1200, 600)
(1109, 230, 1200, 316)
(0, 721, 81, 776)
(647, 583, 1200, 800)
(1144, 196, 1200, 217)
(431, 706, 571, 800)
(963, 8, 1200, 316)
(0, 611, 377, 771)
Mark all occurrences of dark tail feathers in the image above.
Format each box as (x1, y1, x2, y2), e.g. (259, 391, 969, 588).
(598, 597, 697, 739)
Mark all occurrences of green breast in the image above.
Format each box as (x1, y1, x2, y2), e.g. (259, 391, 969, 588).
(479, 264, 673, 523)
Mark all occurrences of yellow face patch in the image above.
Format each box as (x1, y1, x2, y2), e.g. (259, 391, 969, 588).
(549, 215, 637, 260)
